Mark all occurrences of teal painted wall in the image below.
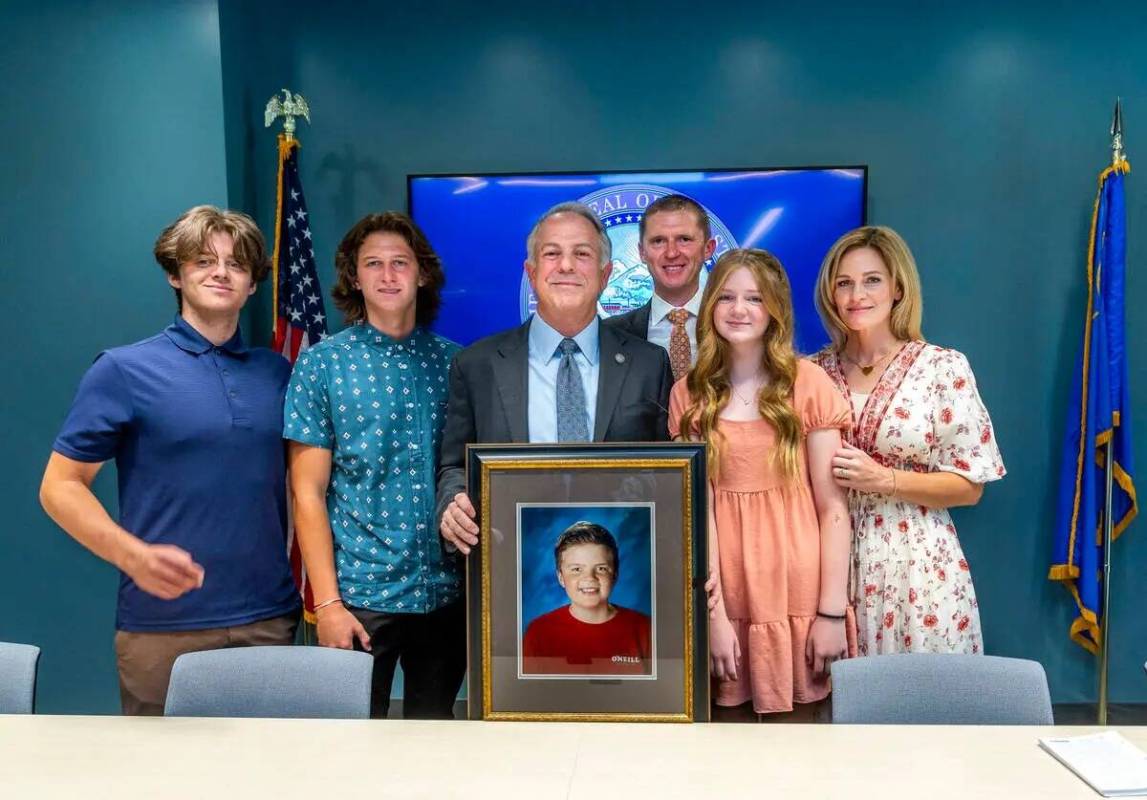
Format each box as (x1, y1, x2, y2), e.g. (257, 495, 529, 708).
(5, 1, 1145, 711)
(217, 1, 1147, 705)
(1, 1, 230, 713)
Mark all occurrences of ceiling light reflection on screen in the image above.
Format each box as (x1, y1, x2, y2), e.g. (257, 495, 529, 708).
(741, 207, 784, 247)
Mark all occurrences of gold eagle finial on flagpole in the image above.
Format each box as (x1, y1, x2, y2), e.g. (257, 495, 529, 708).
(265, 89, 311, 142)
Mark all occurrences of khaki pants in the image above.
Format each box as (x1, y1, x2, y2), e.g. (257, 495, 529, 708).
(114, 612, 299, 716)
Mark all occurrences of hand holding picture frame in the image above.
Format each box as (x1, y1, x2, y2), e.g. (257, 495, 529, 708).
(466, 442, 708, 722)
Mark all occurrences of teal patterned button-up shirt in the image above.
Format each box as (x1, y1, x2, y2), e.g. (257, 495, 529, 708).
(284, 323, 461, 613)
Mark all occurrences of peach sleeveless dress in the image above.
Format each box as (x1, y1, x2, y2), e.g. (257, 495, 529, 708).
(670, 360, 857, 713)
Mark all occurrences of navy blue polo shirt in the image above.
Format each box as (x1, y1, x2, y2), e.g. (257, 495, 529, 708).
(53, 317, 301, 632)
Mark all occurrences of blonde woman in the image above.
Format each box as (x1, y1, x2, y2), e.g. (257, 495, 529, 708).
(812, 226, 1005, 656)
(669, 249, 854, 718)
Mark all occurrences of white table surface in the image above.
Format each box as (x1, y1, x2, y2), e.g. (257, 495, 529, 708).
(0, 715, 1141, 799)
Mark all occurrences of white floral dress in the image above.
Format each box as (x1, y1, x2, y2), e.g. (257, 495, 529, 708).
(813, 342, 1005, 655)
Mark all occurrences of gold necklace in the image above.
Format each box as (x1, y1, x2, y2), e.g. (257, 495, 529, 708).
(842, 345, 901, 376)
(730, 379, 761, 406)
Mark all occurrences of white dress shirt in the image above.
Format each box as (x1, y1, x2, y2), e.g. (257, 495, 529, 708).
(646, 289, 703, 362)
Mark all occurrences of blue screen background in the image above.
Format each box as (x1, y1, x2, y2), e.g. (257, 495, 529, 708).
(518, 504, 654, 637)
(410, 168, 866, 355)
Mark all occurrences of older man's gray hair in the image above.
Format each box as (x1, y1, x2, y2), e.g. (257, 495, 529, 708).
(525, 202, 612, 268)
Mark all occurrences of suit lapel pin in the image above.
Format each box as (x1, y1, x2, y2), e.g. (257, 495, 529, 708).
(615, 353, 626, 364)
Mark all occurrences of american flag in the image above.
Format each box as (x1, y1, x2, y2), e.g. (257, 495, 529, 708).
(273, 137, 328, 358)
(271, 134, 328, 622)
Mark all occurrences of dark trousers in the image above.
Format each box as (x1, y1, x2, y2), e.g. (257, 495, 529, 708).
(349, 601, 466, 719)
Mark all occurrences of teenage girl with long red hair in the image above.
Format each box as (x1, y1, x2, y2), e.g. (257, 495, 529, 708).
(670, 248, 856, 719)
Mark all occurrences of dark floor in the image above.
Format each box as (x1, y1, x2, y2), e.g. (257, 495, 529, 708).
(1053, 704, 1147, 725)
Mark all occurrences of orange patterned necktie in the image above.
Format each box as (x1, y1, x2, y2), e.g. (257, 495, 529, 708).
(667, 308, 691, 381)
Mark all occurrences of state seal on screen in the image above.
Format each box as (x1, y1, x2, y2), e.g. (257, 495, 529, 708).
(519, 185, 738, 322)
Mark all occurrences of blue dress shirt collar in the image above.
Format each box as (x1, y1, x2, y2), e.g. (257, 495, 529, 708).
(528, 313, 600, 365)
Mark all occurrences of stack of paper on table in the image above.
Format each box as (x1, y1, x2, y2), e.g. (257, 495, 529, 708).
(1040, 731, 1147, 797)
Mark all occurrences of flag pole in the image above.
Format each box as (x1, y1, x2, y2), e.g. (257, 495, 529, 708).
(1097, 97, 1124, 726)
(265, 89, 311, 346)
(265, 88, 315, 646)
(1099, 432, 1114, 724)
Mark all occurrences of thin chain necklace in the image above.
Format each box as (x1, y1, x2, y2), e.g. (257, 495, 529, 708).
(841, 343, 903, 376)
(730, 376, 763, 406)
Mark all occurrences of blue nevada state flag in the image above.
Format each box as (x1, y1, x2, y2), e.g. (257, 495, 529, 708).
(1049, 158, 1138, 654)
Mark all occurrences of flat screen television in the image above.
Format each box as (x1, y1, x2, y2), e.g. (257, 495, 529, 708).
(409, 166, 867, 354)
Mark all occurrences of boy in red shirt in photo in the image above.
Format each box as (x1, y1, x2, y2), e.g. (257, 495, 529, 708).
(521, 521, 652, 676)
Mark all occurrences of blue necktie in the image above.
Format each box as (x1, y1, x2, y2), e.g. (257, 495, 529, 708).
(556, 338, 589, 442)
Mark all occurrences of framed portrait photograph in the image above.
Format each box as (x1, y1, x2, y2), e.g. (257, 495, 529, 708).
(518, 502, 657, 680)
(466, 442, 708, 722)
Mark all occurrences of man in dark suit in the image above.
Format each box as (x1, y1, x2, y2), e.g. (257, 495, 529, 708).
(604, 194, 716, 382)
(437, 202, 673, 553)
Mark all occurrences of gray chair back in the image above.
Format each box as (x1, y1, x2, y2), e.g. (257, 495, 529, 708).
(0, 642, 41, 714)
(830, 653, 1053, 724)
(164, 645, 372, 719)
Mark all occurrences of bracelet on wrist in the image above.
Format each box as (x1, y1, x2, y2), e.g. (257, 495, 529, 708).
(313, 597, 343, 614)
(816, 610, 847, 621)
(888, 467, 898, 498)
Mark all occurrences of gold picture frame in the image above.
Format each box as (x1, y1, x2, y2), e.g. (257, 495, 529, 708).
(465, 442, 708, 722)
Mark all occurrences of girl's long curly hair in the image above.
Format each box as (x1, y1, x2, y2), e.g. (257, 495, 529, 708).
(677, 248, 802, 481)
